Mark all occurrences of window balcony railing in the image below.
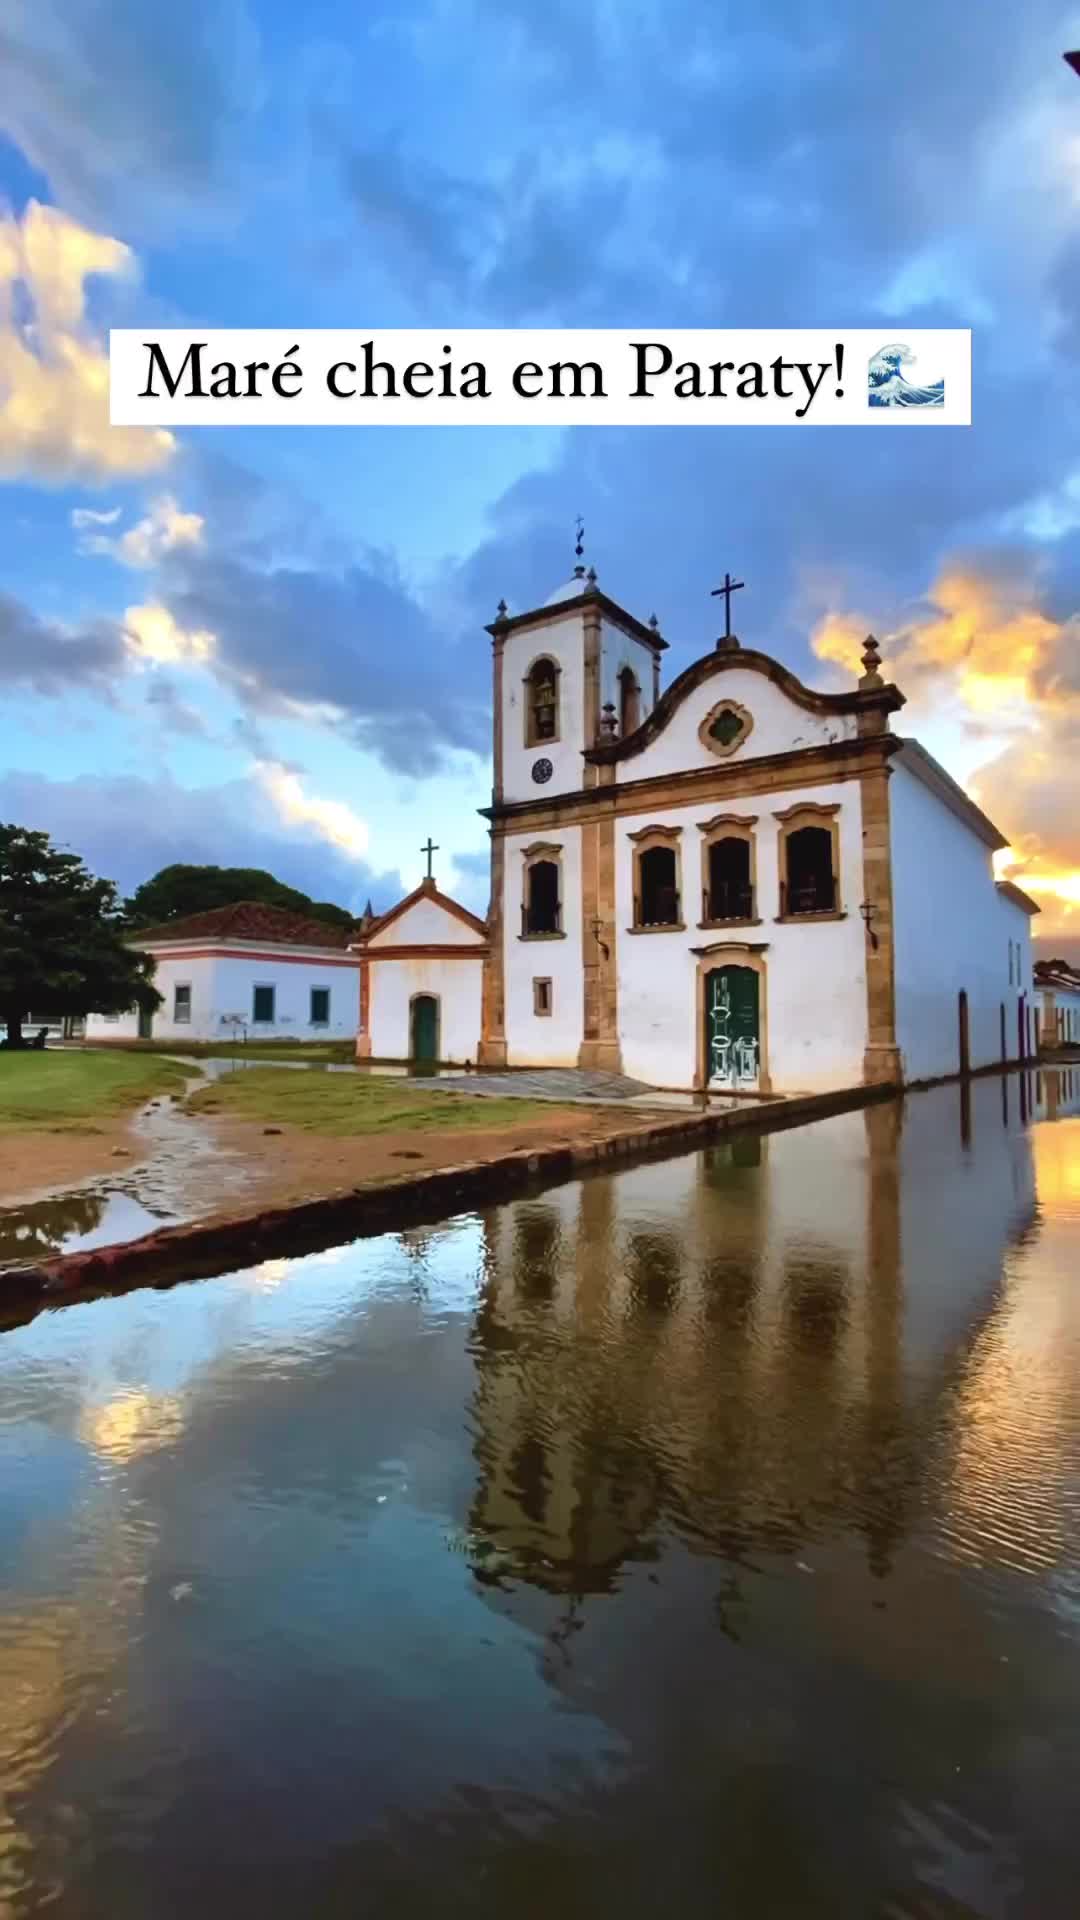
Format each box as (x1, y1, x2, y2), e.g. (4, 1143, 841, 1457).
(780, 877, 837, 916)
(522, 901, 562, 936)
(633, 888, 681, 929)
(703, 883, 754, 922)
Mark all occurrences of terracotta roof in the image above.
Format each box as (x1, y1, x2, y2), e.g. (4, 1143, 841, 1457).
(130, 901, 355, 950)
(1035, 958, 1080, 988)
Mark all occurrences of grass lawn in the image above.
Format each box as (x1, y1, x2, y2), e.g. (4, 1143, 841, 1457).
(188, 1068, 552, 1136)
(0, 1051, 191, 1134)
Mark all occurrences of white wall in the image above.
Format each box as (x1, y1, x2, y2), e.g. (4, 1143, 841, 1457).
(615, 778, 867, 1092)
(1037, 984, 1080, 1046)
(501, 610, 586, 803)
(367, 955, 483, 1062)
(503, 824, 584, 1065)
(615, 662, 857, 785)
(891, 758, 1033, 1080)
(86, 946, 361, 1043)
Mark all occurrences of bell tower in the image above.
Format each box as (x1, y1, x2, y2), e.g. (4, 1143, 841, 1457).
(486, 564, 666, 807)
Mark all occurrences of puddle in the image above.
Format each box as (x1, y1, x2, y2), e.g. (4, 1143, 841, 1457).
(0, 1186, 173, 1267)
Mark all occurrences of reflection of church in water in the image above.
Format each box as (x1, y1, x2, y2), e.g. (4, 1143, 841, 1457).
(462, 1078, 1048, 1597)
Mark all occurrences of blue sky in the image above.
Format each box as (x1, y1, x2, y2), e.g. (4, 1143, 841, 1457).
(2, 1, 1080, 949)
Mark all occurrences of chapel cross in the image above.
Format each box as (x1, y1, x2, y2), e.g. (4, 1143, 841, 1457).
(421, 836, 439, 881)
(711, 570, 745, 640)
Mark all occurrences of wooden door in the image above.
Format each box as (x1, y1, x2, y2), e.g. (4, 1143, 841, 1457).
(410, 995, 438, 1063)
(705, 966, 760, 1089)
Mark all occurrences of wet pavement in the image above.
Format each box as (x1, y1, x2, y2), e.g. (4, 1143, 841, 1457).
(1, 1067, 1079, 1916)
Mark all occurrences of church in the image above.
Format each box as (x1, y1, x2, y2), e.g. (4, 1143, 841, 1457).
(357, 563, 1039, 1096)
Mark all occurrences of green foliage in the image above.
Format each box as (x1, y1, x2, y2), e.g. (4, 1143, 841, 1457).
(187, 1069, 551, 1137)
(123, 863, 354, 931)
(0, 825, 161, 1045)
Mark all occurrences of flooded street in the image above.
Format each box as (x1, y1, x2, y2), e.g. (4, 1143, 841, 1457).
(1, 1071, 1079, 1918)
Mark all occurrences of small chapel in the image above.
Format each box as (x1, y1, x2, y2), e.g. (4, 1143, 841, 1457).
(356, 559, 1039, 1096)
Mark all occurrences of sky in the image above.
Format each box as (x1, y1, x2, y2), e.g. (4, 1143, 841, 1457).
(2, 1, 1080, 954)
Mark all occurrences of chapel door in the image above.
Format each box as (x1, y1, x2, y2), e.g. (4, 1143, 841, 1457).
(410, 994, 439, 1064)
(138, 1006, 154, 1040)
(705, 966, 760, 1090)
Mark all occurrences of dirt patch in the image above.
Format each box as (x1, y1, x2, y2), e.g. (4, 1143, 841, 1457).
(176, 1104, 663, 1223)
(0, 1113, 148, 1205)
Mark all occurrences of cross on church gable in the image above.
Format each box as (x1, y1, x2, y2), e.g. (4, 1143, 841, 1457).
(421, 837, 439, 881)
(710, 570, 744, 640)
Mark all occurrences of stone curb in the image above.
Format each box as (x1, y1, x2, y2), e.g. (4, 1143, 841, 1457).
(1, 1082, 895, 1317)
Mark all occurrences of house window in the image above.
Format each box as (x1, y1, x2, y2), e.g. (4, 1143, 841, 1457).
(524, 657, 560, 747)
(618, 665, 641, 737)
(310, 987, 330, 1026)
(533, 977, 553, 1017)
(252, 983, 276, 1024)
(521, 844, 563, 937)
(699, 815, 757, 924)
(776, 805, 841, 918)
(630, 826, 682, 929)
(173, 983, 192, 1024)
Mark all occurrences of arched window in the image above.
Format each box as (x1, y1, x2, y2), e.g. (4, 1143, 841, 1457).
(699, 814, 757, 925)
(618, 665, 641, 738)
(524, 657, 560, 747)
(630, 826, 682, 929)
(776, 805, 841, 918)
(521, 844, 563, 937)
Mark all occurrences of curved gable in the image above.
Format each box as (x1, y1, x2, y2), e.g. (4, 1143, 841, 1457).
(586, 647, 903, 781)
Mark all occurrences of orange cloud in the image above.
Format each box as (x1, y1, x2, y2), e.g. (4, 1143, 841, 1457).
(811, 562, 1080, 942)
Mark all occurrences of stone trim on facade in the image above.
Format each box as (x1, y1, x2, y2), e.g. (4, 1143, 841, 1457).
(774, 800, 843, 918)
(691, 942, 773, 1096)
(523, 654, 562, 749)
(482, 733, 902, 835)
(478, 829, 507, 1066)
(697, 812, 759, 929)
(578, 810, 622, 1072)
(859, 763, 902, 1087)
(697, 698, 755, 760)
(585, 647, 904, 767)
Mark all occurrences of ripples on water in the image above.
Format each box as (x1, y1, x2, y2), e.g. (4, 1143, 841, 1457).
(1, 1071, 1080, 1918)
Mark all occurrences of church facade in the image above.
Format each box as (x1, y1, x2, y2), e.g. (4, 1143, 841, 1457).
(358, 568, 1038, 1095)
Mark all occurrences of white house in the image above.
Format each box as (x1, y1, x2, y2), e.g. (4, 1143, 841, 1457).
(357, 564, 1039, 1095)
(85, 902, 362, 1044)
(1034, 958, 1080, 1049)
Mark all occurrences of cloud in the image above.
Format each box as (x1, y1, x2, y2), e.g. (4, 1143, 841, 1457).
(0, 587, 125, 694)
(0, 200, 174, 483)
(811, 559, 1080, 944)
(254, 761, 370, 862)
(0, 767, 402, 913)
(122, 601, 215, 666)
(0, 0, 261, 231)
(153, 544, 489, 772)
(74, 494, 204, 567)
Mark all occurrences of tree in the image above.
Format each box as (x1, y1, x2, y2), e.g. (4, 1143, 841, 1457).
(0, 825, 160, 1047)
(123, 863, 354, 931)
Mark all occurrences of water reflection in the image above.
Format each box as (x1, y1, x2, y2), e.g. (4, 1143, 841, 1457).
(0, 1187, 168, 1268)
(1, 1072, 1079, 1917)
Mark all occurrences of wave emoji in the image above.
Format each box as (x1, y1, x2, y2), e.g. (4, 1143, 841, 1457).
(868, 342, 945, 408)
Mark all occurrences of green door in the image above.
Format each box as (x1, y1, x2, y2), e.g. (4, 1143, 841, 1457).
(410, 994, 439, 1064)
(137, 1006, 154, 1040)
(705, 966, 760, 1089)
